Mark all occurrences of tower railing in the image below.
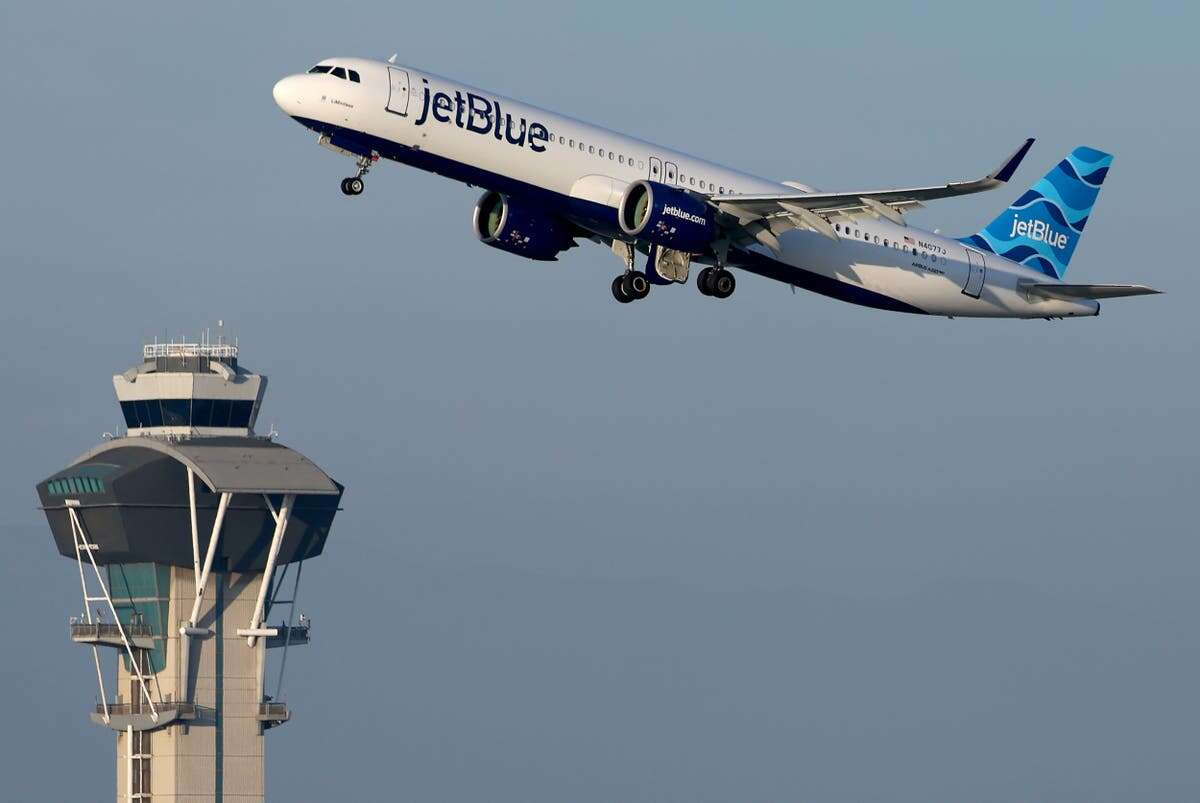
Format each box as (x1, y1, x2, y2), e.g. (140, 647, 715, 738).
(143, 342, 238, 359)
(95, 701, 196, 717)
(71, 622, 154, 640)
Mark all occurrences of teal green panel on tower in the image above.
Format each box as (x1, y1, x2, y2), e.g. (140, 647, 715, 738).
(106, 563, 171, 673)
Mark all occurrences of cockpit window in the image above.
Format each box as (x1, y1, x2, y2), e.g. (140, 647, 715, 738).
(308, 65, 332, 74)
(348, 69, 360, 83)
(331, 67, 347, 79)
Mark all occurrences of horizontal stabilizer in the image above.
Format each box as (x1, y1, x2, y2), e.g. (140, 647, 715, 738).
(1025, 283, 1161, 300)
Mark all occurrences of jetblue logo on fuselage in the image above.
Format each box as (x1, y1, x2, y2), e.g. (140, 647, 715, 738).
(663, 205, 706, 226)
(1009, 214, 1069, 250)
(414, 79, 548, 153)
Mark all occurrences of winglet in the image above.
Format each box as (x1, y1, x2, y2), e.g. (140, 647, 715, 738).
(990, 138, 1036, 183)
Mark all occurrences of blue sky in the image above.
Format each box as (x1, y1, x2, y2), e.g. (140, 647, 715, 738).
(1, 2, 1197, 800)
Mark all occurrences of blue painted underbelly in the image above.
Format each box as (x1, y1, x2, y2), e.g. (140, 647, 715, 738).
(290, 116, 927, 315)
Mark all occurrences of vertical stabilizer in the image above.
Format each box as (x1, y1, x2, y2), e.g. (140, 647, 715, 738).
(961, 146, 1112, 279)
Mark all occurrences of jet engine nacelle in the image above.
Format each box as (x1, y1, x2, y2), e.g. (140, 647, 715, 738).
(473, 190, 574, 261)
(618, 180, 716, 254)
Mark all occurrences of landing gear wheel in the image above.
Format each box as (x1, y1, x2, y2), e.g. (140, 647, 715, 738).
(611, 275, 633, 303)
(697, 267, 716, 296)
(623, 272, 650, 300)
(341, 153, 375, 196)
(711, 269, 735, 299)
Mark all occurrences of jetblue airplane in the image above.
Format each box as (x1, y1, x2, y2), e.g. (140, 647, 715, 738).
(272, 57, 1159, 317)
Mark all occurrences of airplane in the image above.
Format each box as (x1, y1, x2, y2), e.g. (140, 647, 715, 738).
(271, 57, 1160, 318)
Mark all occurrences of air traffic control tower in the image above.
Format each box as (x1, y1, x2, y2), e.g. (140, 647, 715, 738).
(36, 339, 343, 802)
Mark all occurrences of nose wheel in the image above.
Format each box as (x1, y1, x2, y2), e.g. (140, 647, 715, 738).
(611, 272, 650, 303)
(698, 267, 735, 299)
(339, 154, 376, 196)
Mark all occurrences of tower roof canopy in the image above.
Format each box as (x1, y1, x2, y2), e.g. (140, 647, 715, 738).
(70, 437, 340, 496)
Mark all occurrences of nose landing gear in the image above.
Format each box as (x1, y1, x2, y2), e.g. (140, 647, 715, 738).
(339, 154, 376, 196)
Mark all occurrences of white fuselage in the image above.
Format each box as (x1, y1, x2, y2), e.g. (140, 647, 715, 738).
(272, 57, 1099, 319)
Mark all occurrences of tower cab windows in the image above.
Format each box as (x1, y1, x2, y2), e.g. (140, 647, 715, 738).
(120, 399, 254, 429)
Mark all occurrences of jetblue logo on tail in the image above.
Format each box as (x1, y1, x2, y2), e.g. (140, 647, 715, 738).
(961, 146, 1113, 279)
(1009, 215, 1068, 250)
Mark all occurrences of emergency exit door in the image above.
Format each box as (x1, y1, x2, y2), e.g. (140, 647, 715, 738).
(963, 249, 987, 299)
(649, 157, 663, 181)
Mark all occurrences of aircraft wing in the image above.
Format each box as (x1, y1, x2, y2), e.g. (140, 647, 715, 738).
(1024, 283, 1162, 300)
(710, 139, 1035, 254)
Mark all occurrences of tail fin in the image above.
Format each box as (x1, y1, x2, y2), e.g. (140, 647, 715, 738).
(961, 146, 1112, 279)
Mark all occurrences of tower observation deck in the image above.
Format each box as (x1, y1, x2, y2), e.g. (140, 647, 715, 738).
(36, 337, 343, 802)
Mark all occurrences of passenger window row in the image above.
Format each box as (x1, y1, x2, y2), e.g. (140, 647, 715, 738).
(832, 222, 945, 262)
(546, 132, 739, 194)
(308, 64, 361, 83)
(550, 133, 647, 171)
(678, 170, 731, 194)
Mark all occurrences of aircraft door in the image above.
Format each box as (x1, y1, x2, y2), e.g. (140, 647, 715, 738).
(386, 67, 411, 116)
(963, 249, 986, 298)
(649, 157, 663, 182)
(664, 161, 678, 184)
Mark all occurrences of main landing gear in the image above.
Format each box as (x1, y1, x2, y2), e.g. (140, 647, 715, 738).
(697, 267, 736, 299)
(611, 271, 651, 303)
(609, 240, 650, 304)
(339, 154, 376, 196)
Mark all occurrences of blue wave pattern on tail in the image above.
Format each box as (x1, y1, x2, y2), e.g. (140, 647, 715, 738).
(960, 146, 1112, 279)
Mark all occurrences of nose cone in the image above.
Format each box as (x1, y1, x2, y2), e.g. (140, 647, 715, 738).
(272, 75, 304, 115)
